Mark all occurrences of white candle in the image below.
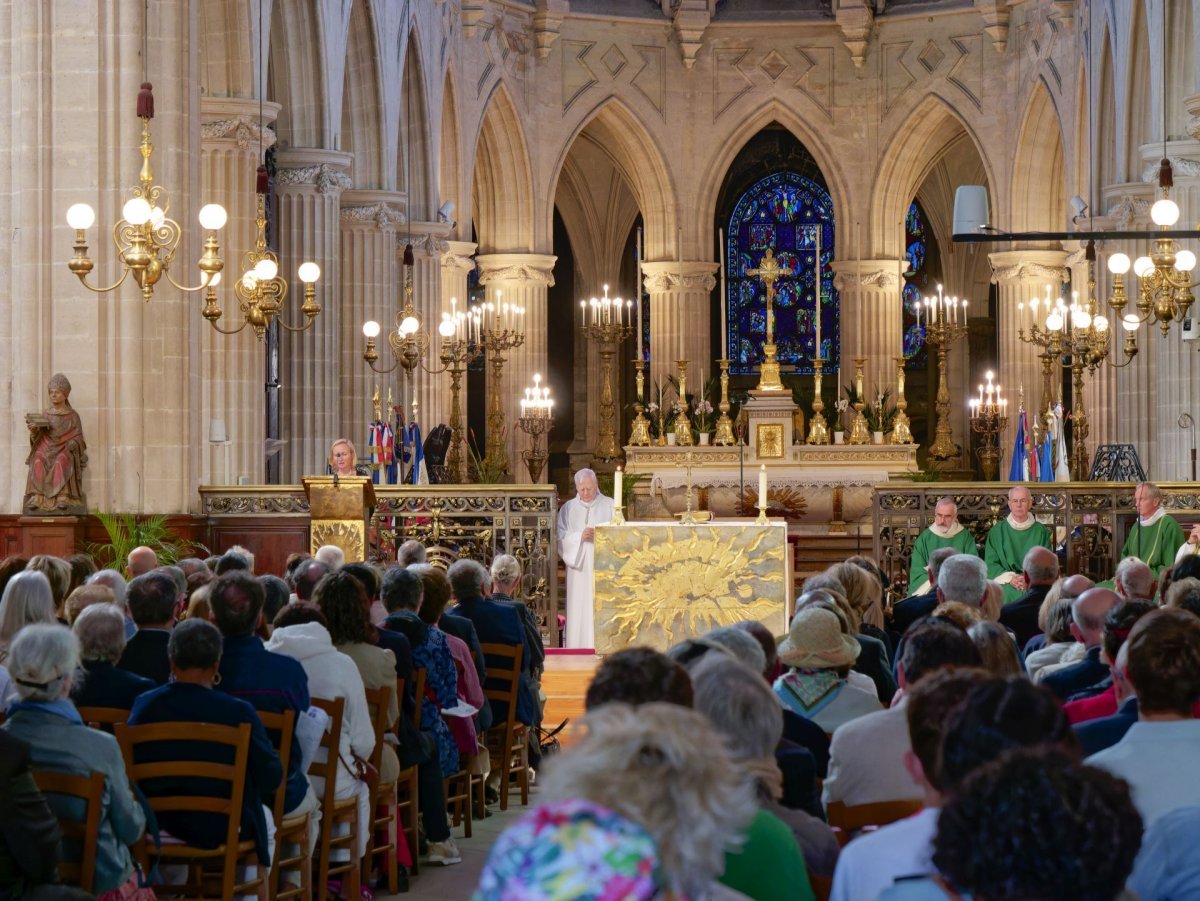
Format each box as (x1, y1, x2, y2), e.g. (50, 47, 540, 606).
(814, 224, 822, 357)
(636, 227, 644, 362)
(719, 227, 728, 355)
(759, 465, 768, 512)
(615, 466, 623, 510)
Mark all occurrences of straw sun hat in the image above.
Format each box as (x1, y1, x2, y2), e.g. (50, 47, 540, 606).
(777, 605, 861, 670)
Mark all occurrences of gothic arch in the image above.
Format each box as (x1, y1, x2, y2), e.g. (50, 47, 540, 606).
(400, 31, 434, 219)
(870, 93, 996, 256)
(439, 69, 463, 236)
(1125, 0, 1152, 181)
(1011, 78, 1068, 232)
(199, 0, 256, 98)
(340, 0, 385, 188)
(268, 0, 340, 147)
(547, 97, 677, 262)
(696, 101, 851, 256)
(1097, 26, 1118, 189)
(470, 82, 535, 252)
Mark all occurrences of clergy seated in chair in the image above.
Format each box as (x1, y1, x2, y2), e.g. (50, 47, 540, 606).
(1120, 482, 1187, 581)
(907, 497, 977, 596)
(1041, 588, 1120, 701)
(70, 603, 155, 712)
(983, 485, 1053, 604)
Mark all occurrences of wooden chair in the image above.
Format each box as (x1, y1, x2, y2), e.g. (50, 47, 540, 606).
(115, 720, 265, 900)
(808, 869, 833, 901)
(308, 697, 362, 901)
(409, 668, 426, 729)
(31, 770, 106, 893)
(362, 685, 401, 893)
(480, 642, 528, 811)
(826, 799, 923, 846)
(255, 708, 311, 901)
(443, 762, 474, 839)
(392, 677, 420, 878)
(75, 706, 129, 734)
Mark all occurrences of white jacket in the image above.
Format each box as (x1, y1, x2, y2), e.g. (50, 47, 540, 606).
(265, 622, 375, 797)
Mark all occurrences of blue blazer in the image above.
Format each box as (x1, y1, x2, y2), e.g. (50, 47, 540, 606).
(216, 634, 311, 814)
(1042, 645, 1108, 701)
(128, 682, 282, 865)
(72, 660, 155, 711)
(452, 595, 537, 727)
(440, 612, 492, 731)
(117, 629, 172, 686)
(1075, 696, 1139, 757)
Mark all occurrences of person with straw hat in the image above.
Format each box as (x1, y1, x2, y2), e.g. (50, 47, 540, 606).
(773, 606, 882, 733)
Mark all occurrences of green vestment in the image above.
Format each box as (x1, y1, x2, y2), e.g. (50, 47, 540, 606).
(984, 518, 1053, 603)
(908, 527, 979, 594)
(1121, 514, 1186, 577)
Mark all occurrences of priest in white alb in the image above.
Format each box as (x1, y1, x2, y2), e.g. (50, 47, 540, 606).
(556, 468, 615, 648)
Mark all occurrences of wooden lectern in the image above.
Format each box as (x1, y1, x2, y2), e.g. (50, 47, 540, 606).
(302, 476, 377, 563)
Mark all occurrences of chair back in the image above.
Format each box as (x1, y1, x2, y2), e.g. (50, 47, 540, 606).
(115, 720, 253, 857)
(31, 769, 106, 893)
(307, 696, 346, 808)
(362, 685, 393, 774)
(826, 798, 923, 844)
(254, 707, 296, 826)
(410, 667, 427, 729)
(480, 641, 523, 732)
(75, 706, 129, 734)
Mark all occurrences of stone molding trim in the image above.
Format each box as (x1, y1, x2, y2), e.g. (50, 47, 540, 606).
(476, 253, 557, 287)
(200, 116, 277, 150)
(1141, 156, 1200, 183)
(832, 269, 900, 291)
(276, 163, 353, 194)
(641, 261, 719, 293)
(989, 260, 1069, 284)
(1105, 195, 1151, 229)
(339, 203, 405, 231)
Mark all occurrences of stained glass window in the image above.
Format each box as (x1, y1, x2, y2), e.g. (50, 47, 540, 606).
(725, 171, 838, 375)
(902, 201, 930, 370)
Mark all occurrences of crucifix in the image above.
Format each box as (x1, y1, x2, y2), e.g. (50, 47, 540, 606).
(747, 247, 792, 392)
(674, 448, 700, 524)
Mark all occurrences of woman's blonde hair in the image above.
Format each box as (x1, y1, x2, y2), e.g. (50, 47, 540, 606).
(327, 438, 358, 471)
(968, 620, 1024, 677)
(829, 561, 885, 630)
(539, 702, 757, 898)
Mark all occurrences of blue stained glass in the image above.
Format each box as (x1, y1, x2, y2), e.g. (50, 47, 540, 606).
(725, 171, 838, 374)
(903, 324, 927, 359)
(903, 201, 931, 368)
(907, 240, 926, 271)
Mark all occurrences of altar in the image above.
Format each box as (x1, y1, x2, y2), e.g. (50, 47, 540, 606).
(592, 519, 791, 654)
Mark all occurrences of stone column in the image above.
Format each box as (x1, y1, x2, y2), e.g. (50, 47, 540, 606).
(989, 249, 1070, 457)
(199, 97, 278, 485)
(274, 148, 353, 482)
(830, 260, 906, 405)
(338, 191, 405, 446)
(641, 262, 718, 388)
(408, 222, 454, 433)
(476, 253, 556, 480)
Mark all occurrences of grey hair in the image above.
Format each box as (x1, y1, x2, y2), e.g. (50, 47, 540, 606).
(397, 540, 427, 567)
(1007, 485, 1032, 502)
(928, 546, 959, 582)
(574, 467, 598, 487)
(0, 571, 56, 647)
(160, 565, 187, 597)
(1023, 547, 1059, 584)
(689, 655, 784, 798)
(701, 626, 767, 674)
(803, 572, 846, 597)
(1115, 557, 1155, 600)
(447, 558, 489, 598)
(935, 496, 958, 513)
(490, 554, 522, 586)
(8, 623, 79, 702)
(1136, 482, 1162, 503)
(314, 545, 345, 570)
(539, 702, 758, 897)
(87, 570, 128, 608)
(226, 545, 256, 573)
(73, 603, 128, 664)
(938, 554, 988, 607)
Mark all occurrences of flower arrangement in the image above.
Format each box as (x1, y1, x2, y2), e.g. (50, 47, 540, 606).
(865, 387, 897, 433)
(646, 380, 673, 439)
(834, 396, 851, 433)
(692, 398, 715, 433)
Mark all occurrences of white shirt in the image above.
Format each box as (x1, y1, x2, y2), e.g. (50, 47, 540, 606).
(830, 806, 938, 901)
(1087, 720, 1200, 827)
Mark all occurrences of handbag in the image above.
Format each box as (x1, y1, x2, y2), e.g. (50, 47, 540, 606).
(535, 719, 569, 759)
(340, 751, 380, 793)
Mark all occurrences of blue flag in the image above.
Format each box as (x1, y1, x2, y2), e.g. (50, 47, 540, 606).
(1039, 431, 1054, 482)
(405, 421, 427, 485)
(1008, 409, 1027, 481)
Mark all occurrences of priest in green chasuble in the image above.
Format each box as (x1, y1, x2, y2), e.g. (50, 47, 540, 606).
(1122, 482, 1185, 577)
(984, 485, 1053, 603)
(908, 496, 978, 594)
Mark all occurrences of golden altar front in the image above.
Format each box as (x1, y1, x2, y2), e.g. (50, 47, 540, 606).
(592, 520, 792, 654)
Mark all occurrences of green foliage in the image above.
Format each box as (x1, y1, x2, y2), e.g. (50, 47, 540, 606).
(908, 457, 948, 482)
(86, 513, 202, 569)
(467, 428, 509, 484)
(864, 387, 897, 433)
(596, 470, 645, 502)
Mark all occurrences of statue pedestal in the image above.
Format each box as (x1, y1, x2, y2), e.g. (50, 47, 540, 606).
(19, 516, 85, 558)
(744, 390, 799, 461)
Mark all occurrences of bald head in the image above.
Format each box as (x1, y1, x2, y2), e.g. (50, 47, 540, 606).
(1071, 587, 1120, 647)
(1115, 557, 1155, 601)
(1022, 546, 1059, 587)
(127, 546, 158, 578)
(1060, 574, 1095, 600)
(1007, 485, 1032, 523)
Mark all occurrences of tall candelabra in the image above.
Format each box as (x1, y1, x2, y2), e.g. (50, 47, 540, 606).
(673, 359, 694, 445)
(517, 373, 554, 482)
(628, 361, 652, 446)
(714, 358, 736, 445)
(919, 287, 970, 460)
(439, 303, 484, 483)
(1017, 246, 1137, 479)
(362, 245, 429, 413)
(806, 357, 830, 444)
(968, 370, 1009, 480)
(891, 356, 914, 444)
(848, 357, 871, 445)
(579, 286, 635, 461)
(480, 292, 527, 477)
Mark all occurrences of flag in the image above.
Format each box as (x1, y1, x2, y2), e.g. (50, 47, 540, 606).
(368, 419, 394, 485)
(388, 403, 404, 484)
(1039, 429, 1054, 482)
(1008, 409, 1027, 481)
(405, 420, 428, 485)
(1054, 404, 1071, 482)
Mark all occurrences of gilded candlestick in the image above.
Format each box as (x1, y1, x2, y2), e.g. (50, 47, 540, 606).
(807, 357, 830, 445)
(714, 358, 736, 445)
(890, 356, 914, 445)
(628, 362, 652, 447)
(673, 359, 694, 445)
(848, 356, 871, 445)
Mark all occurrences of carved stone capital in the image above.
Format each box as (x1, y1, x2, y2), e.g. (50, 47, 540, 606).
(988, 250, 1070, 285)
(408, 233, 450, 258)
(533, 0, 570, 59)
(835, 0, 874, 68)
(275, 150, 354, 195)
(1141, 156, 1200, 183)
(200, 116, 277, 151)
(1105, 195, 1151, 229)
(443, 240, 478, 273)
(340, 203, 405, 232)
(830, 260, 905, 292)
(671, 0, 711, 70)
(641, 261, 718, 294)
(476, 253, 557, 287)
(974, 0, 1011, 52)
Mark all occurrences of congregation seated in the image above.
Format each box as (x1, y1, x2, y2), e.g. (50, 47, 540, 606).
(997, 545, 1059, 648)
(26, 555, 71, 621)
(128, 618, 281, 868)
(1115, 555, 1157, 603)
(342, 562, 413, 689)
(314, 544, 345, 570)
(489, 555, 546, 678)
(257, 574, 290, 631)
(1024, 575, 1092, 679)
(890, 546, 958, 640)
(0, 556, 29, 600)
(207, 572, 317, 826)
(824, 620, 981, 810)
(67, 552, 96, 595)
(86, 569, 136, 640)
(690, 652, 839, 881)
(117, 571, 178, 686)
(62, 582, 114, 625)
(1063, 599, 1155, 724)
(804, 572, 896, 703)
(1127, 806, 1200, 899)
(289, 559, 330, 603)
(70, 603, 154, 711)
(125, 546, 157, 579)
(585, 646, 693, 710)
(3, 623, 147, 897)
(0, 570, 56, 665)
(396, 539, 426, 567)
(1041, 587, 1120, 700)
(966, 620, 1023, 677)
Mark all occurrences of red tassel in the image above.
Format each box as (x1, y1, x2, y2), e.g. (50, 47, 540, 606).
(256, 165, 269, 195)
(1159, 158, 1174, 190)
(1085, 239, 1096, 263)
(403, 244, 414, 266)
(136, 82, 154, 119)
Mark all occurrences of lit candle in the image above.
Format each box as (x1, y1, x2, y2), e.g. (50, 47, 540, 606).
(759, 464, 768, 513)
(615, 465, 623, 510)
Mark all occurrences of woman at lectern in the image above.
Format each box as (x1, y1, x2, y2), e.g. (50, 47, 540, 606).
(328, 438, 358, 477)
